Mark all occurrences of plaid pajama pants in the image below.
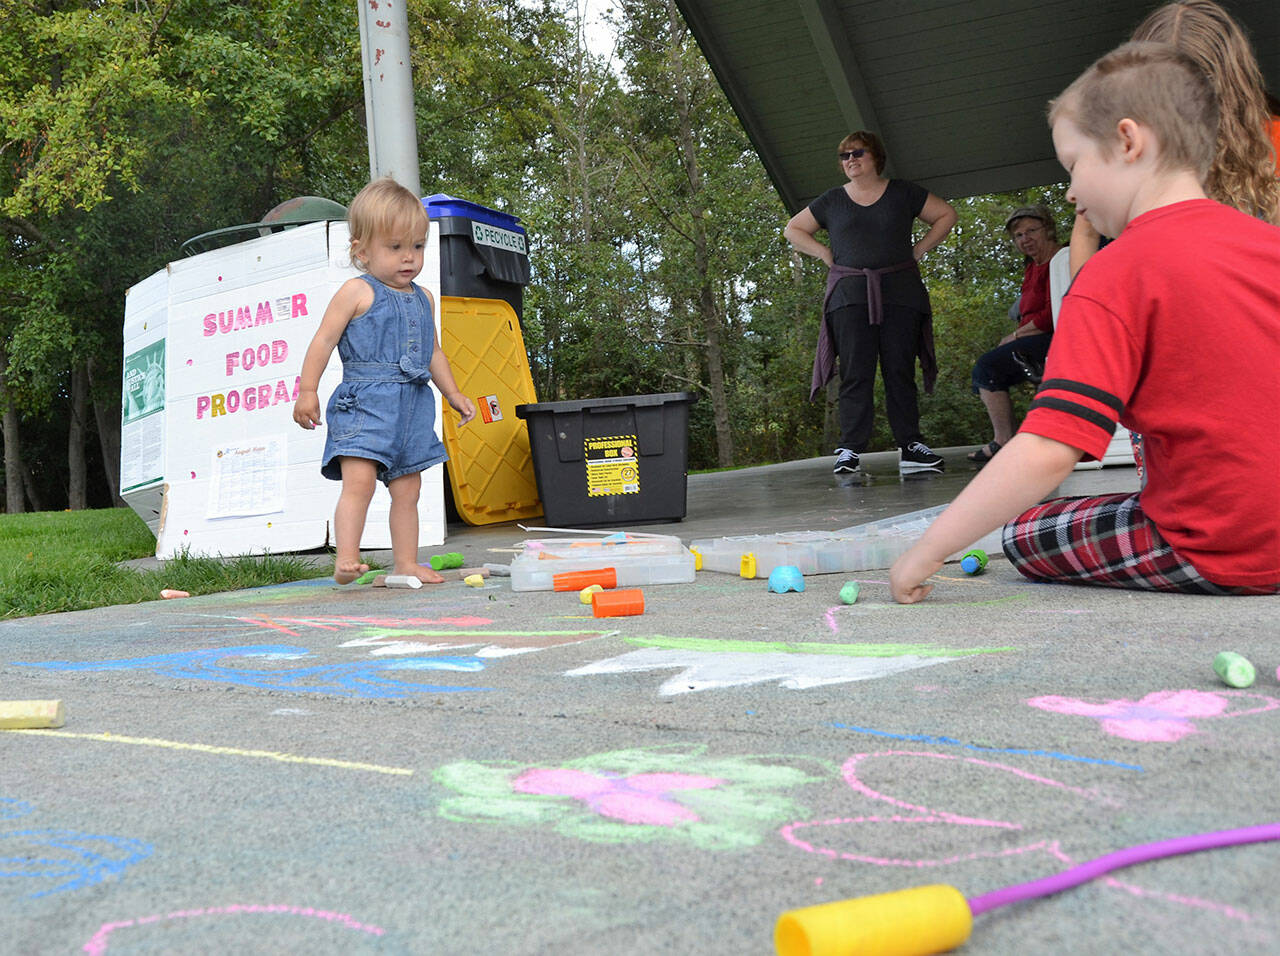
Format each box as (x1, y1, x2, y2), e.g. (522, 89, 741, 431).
(1001, 492, 1277, 595)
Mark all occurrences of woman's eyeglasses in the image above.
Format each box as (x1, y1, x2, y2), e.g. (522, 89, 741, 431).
(838, 149, 867, 161)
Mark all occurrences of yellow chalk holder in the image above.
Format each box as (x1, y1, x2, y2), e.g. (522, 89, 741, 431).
(1213, 651, 1256, 688)
(775, 884, 972, 956)
(0, 699, 66, 730)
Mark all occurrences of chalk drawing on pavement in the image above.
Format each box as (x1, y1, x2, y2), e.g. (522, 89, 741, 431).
(340, 628, 615, 658)
(214, 613, 494, 637)
(13, 645, 491, 698)
(828, 722, 1144, 771)
(565, 636, 1013, 696)
(1026, 689, 1280, 742)
(435, 745, 831, 849)
(9, 729, 413, 776)
(83, 904, 385, 955)
(0, 798, 33, 821)
(781, 750, 1254, 922)
(0, 826, 150, 899)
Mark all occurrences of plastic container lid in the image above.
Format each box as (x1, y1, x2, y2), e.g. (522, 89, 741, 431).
(515, 391, 697, 418)
(422, 193, 524, 232)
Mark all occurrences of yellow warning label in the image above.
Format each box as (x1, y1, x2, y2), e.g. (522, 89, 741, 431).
(585, 434, 640, 497)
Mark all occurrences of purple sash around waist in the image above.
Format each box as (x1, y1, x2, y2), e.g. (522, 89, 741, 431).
(810, 259, 936, 401)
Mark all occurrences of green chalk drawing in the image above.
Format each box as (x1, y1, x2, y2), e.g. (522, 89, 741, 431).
(434, 745, 831, 850)
(623, 636, 1014, 658)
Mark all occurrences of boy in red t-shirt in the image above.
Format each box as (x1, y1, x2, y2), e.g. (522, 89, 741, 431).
(890, 41, 1280, 603)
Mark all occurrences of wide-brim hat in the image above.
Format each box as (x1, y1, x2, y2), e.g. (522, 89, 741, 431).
(1005, 204, 1054, 232)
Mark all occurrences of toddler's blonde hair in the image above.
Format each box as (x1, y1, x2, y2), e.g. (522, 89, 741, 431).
(346, 177, 429, 270)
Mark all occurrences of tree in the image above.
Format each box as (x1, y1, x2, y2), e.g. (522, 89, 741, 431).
(0, 0, 367, 509)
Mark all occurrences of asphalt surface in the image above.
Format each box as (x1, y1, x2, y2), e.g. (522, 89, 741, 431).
(3, 448, 1278, 955)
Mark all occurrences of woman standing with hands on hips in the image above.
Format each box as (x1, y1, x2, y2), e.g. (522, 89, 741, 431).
(785, 131, 957, 476)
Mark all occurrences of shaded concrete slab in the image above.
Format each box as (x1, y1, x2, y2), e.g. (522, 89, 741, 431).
(4, 449, 1278, 954)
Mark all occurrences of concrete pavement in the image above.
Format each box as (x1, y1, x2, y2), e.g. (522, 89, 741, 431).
(3, 448, 1278, 954)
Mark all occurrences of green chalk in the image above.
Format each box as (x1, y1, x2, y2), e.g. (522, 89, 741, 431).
(1213, 651, 1255, 688)
(354, 569, 382, 585)
(839, 582, 860, 605)
(429, 552, 464, 571)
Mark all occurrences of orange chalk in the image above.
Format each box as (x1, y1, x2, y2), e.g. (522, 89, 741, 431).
(552, 568, 617, 592)
(591, 588, 644, 618)
(160, 589, 190, 599)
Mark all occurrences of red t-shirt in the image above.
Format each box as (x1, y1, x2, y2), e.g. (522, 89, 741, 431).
(1023, 199, 1280, 586)
(1018, 258, 1054, 334)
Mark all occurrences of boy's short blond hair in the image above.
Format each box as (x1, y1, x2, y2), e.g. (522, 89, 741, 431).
(346, 177, 429, 270)
(1048, 41, 1218, 179)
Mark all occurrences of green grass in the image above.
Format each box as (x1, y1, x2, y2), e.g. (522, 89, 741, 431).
(0, 508, 330, 619)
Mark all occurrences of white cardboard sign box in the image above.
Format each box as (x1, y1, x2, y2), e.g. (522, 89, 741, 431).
(120, 220, 445, 560)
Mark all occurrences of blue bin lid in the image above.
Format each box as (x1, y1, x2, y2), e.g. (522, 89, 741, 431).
(422, 193, 524, 233)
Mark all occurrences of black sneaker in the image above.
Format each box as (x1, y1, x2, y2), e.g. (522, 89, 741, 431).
(899, 441, 944, 473)
(833, 448, 860, 474)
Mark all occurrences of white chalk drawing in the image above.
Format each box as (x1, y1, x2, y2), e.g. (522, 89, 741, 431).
(565, 636, 1012, 696)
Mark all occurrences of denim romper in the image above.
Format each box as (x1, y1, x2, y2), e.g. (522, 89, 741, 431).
(320, 274, 449, 484)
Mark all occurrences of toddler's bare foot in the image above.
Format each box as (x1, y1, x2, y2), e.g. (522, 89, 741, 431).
(334, 559, 371, 585)
(395, 564, 445, 584)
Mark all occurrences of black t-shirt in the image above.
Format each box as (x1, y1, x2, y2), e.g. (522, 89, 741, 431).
(809, 179, 931, 314)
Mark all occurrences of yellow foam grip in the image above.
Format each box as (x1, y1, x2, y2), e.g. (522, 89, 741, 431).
(775, 884, 972, 956)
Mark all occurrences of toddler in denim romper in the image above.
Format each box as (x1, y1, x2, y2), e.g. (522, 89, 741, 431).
(320, 275, 447, 483)
(293, 178, 476, 585)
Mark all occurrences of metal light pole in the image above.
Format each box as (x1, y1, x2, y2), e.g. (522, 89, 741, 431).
(357, 0, 421, 195)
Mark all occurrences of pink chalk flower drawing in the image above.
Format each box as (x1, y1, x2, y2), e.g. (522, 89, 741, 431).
(434, 745, 829, 849)
(1026, 690, 1280, 742)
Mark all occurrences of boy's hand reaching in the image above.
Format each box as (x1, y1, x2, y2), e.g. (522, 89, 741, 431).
(447, 391, 477, 426)
(889, 544, 943, 604)
(293, 392, 322, 429)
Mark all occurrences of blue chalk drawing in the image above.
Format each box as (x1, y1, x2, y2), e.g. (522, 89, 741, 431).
(1, 799, 33, 821)
(0, 828, 151, 898)
(829, 722, 1144, 772)
(14, 644, 491, 698)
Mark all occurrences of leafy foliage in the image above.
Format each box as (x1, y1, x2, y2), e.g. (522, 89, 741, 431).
(0, 0, 1072, 512)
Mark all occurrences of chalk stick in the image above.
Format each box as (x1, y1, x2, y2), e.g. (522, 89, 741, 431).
(482, 563, 512, 577)
(1213, 651, 1255, 688)
(160, 588, 190, 599)
(354, 569, 383, 585)
(463, 573, 485, 587)
(839, 582, 860, 605)
(384, 574, 423, 589)
(0, 700, 65, 729)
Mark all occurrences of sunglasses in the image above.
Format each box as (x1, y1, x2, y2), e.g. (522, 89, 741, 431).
(838, 148, 868, 161)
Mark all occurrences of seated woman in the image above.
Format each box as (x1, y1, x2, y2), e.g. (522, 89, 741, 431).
(967, 205, 1061, 464)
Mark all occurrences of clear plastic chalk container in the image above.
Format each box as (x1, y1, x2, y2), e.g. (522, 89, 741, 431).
(690, 504, 1004, 579)
(509, 531, 696, 592)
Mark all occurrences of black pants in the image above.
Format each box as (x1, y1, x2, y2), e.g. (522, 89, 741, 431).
(828, 303, 925, 452)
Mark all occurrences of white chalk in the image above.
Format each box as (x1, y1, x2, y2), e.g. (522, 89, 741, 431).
(483, 563, 512, 576)
(383, 574, 423, 589)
